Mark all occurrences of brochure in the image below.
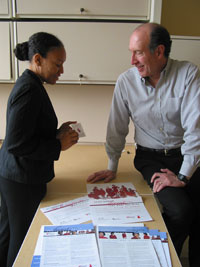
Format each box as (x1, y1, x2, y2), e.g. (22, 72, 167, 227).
(87, 183, 152, 225)
(40, 196, 91, 225)
(31, 223, 101, 267)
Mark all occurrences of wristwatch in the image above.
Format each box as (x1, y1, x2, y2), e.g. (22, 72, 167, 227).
(177, 173, 189, 184)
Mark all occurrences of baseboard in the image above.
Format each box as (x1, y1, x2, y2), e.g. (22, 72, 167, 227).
(77, 142, 135, 146)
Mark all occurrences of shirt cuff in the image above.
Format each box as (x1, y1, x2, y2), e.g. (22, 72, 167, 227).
(179, 160, 197, 178)
(107, 158, 119, 172)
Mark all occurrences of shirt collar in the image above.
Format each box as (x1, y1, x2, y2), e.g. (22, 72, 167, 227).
(161, 57, 172, 77)
(140, 58, 172, 85)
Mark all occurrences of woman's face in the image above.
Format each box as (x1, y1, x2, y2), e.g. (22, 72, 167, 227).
(39, 46, 66, 84)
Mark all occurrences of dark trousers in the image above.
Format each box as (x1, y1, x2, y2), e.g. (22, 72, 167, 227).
(0, 176, 46, 267)
(134, 149, 200, 267)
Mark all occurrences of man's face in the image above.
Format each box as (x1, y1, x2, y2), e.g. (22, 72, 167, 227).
(129, 30, 159, 79)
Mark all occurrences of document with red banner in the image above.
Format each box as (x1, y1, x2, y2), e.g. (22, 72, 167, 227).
(87, 183, 152, 225)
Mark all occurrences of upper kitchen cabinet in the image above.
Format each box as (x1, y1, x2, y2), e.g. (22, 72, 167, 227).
(0, 0, 11, 17)
(14, 0, 150, 20)
(16, 21, 140, 84)
(0, 22, 14, 82)
(10, 0, 162, 84)
(170, 36, 200, 69)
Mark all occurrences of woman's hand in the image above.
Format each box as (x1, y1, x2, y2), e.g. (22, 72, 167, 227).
(57, 121, 79, 151)
(56, 121, 77, 139)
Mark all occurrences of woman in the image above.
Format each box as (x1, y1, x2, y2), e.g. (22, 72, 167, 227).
(0, 32, 79, 266)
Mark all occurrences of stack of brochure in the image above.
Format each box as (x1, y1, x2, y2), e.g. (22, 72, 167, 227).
(31, 223, 171, 267)
(96, 225, 171, 267)
(33, 183, 172, 266)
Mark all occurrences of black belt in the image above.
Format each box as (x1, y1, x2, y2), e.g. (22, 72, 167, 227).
(136, 144, 181, 156)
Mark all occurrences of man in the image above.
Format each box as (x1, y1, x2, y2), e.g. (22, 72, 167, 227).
(87, 23, 200, 266)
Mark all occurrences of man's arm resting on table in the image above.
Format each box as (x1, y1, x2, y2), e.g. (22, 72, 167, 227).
(87, 170, 116, 183)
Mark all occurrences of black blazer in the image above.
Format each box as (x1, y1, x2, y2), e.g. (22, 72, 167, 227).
(0, 69, 61, 184)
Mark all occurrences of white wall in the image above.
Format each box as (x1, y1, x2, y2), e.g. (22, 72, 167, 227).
(0, 83, 134, 144)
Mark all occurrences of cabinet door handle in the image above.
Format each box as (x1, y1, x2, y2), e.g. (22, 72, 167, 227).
(80, 8, 85, 13)
(79, 74, 85, 85)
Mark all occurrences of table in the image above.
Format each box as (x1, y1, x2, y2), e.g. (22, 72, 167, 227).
(13, 145, 181, 266)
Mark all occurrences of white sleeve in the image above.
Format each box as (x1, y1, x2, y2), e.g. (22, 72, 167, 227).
(179, 65, 200, 177)
(106, 77, 130, 171)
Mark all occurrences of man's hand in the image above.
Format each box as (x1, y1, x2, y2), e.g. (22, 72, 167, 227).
(87, 170, 116, 183)
(151, 168, 186, 193)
